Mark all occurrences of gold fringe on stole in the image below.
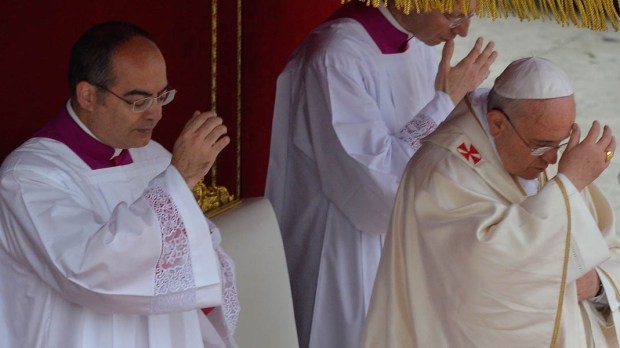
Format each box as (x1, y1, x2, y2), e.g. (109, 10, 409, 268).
(347, 0, 620, 31)
(549, 176, 572, 347)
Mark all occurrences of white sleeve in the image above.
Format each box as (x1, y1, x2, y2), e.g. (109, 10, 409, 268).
(396, 91, 454, 152)
(0, 164, 222, 315)
(299, 58, 453, 234)
(205, 220, 240, 338)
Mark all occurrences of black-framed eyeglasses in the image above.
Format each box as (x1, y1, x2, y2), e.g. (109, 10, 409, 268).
(92, 83, 177, 113)
(444, 12, 474, 29)
(495, 109, 568, 156)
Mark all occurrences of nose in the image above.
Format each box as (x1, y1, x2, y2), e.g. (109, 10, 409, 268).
(144, 101, 163, 122)
(452, 20, 470, 37)
(541, 148, 559, 165)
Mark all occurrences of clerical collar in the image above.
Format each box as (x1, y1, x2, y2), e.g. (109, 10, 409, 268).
(66, 100, 123, 159)
(329, 2, 410, 54)
(377, 5, 413, 38)
(470, 90, 540, 196)
(32, 101, 133, 169)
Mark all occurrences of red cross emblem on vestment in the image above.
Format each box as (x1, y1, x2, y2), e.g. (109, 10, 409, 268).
(457, 142, 481, 165)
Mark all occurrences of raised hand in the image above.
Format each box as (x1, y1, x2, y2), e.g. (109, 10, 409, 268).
(558, 121, 616, 191)
(171, 110, 230, 188)
(435, 37, 497, 105)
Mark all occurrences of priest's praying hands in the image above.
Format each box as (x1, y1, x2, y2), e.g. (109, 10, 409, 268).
(435, 36, 497, 105)
(171, 110, 230, 188)
(558, 121, 616, 192)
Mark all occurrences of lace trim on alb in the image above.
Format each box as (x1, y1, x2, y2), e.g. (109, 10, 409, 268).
(215, 246, 240, 336)
(145, 185, 197, 314)
(397, 114, 438, 152)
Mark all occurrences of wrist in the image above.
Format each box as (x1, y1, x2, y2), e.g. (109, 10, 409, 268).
(595, 279, 604, 298)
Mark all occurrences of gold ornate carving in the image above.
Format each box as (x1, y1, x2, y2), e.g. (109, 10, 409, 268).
(236, 0, 242, 196)
(205, 198, 244, 219)
(210, 0, 220, 188)
(195, 0, 242, 217)
(193, 179, 235, 216)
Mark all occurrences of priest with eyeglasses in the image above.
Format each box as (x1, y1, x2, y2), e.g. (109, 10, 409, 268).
(363, 57, 620, 347)
(0, 21, 238, 348)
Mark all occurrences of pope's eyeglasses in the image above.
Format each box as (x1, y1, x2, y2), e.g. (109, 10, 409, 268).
(496, 109, 568, 156)
(444, 12, 474, 29)
(92, 83, 177, 113)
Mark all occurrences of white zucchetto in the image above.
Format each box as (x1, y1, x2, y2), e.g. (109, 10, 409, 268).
(493, 57, 574, 99)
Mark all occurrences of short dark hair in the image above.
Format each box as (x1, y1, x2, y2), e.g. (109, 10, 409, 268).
(68, 21, 155, 98)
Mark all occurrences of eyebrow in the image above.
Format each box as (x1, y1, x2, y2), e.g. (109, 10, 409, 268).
(530, 134, 571, 146)
(532, 140, 559, 147)
(122, 85, 169, 98)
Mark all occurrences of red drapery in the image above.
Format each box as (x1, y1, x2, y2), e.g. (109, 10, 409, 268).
(241, 0, 340, 197)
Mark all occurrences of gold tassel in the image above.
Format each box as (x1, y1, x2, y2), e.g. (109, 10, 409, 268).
(344, 0, 620, 31)
(604, 0, 620, 31)
(541, 0, 559, 24)
(528, 0, 540, 20)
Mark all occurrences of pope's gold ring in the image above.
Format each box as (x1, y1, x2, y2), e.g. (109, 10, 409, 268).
(606, 151, 614, 162)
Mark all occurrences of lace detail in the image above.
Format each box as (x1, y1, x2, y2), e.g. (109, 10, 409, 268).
(215, 246, 240, 336)
(145, 185, 196, 314)
(150, 289, 197, 314)
(397, 114, 438, 152)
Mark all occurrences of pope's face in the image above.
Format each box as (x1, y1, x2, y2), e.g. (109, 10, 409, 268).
(395, 0, 475, 46)
(89, 36, 169, 149)
(489, 96, 576, 180)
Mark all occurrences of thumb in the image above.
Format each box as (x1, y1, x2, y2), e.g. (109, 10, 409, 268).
(565, 123, 580, 151)
(436, 40, 454, 91)
(439, 39, 454, 73)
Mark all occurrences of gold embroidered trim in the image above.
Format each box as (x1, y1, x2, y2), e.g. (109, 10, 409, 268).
(510, 175, 527, 196)
(348, 0, 620, 31)
(211, 0, 219, 186)
(549, 176, 572, 347)
(510, 172, 547, 197)
(236, 0, 242, 198)
(540, 172, 548, 190)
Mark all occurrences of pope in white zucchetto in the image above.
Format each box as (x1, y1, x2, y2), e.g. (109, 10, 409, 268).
(362, 57, 620, 348)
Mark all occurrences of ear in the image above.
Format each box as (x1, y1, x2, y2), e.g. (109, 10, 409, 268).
(75, 81, 98, 112)
(487, 109, 506, 137)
